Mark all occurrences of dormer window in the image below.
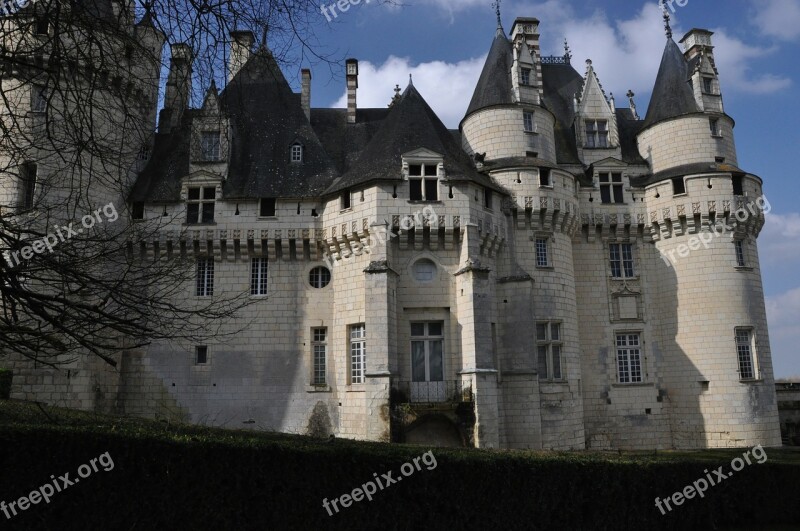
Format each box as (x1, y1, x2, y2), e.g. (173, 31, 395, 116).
(187, 186, 215, 224)
(291, 143, 303, 163)
(408, 163, 438, 201)
(521, 68, 531, 86)
(599, 173, 624, 204)
(200, 131, 221, 161)
(585, 120, 608, 148)
(702, 77, 714, 94)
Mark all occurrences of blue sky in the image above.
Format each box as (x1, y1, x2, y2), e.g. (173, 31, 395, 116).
(229, 0, 800, 376)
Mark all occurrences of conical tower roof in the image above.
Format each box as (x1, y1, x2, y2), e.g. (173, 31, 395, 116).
(642, 38, 699, 129)
(464, 26, 514, 120)
(327, 83, 496, 195)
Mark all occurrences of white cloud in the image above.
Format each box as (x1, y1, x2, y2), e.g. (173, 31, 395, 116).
(711, 31, 792, 94)
(759, 212, 800, 267)
(332, 55, 486, 128)
(753, 0, 800, 41)
(766, 286, 800, 378)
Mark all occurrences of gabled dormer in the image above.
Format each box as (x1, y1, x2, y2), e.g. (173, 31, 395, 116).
(575, 59, 621, 164)
(402, 148, 444, 202)
(193, 81, 229, 166)
(680, 29, 724, 114)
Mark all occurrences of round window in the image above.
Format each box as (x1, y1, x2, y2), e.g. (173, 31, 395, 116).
(309, 266, 331, 288)
(413, 259, 437, 282)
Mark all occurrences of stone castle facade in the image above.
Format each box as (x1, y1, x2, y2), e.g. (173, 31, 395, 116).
(4, 6, 783, 449)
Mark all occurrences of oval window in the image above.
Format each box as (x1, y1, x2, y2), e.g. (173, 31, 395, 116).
(413, 259, 437, 282)
(309, 266, 331, 288)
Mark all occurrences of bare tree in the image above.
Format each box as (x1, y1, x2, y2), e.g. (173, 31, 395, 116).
(0, 0, 368, 366)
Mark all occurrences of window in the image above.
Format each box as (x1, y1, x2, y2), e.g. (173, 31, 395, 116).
(260, 197, 276, 217)
(535, 238, 549, 268)
(483, 187, 492, 209)
(32, 85, 47, 112)
(200, 131, 221, 161)
(195, 346, 208, 365)
(413, 259, 437, 282)
(408, 163, 438, 201)
(732, 175, 744, 196)
(35, 16, 49, 35)
(610, 243, 635, 278)
(137, 144, 150, 160)
(131, 202, 144, 220)
(186, 186, 215, 224)
(734, 240, 746, 267)
(350, 324, 366, 384)
(523, 111, 534, 133)
(616, 333, 643, 383)
(521, 68, 531, 86)
(672, 177, 686, 195)
(19, 162, 37, 210)
(196, 258, 214, 297)
(536, 321, 563, 381)
(341, 189, 352, 210)
(702, 77, 713, 94)
(251, 257, 268, 295)
(312, 328, 327, 385)
(539, 168, 551, 188)
(710, 118, 720, 136)
(585, 120, 608, 148)
(735, 328, 756, 380)
(411, 322, 444, 383)
(599, 173, 624, 204)
(291, 143, 303, 163)
(309, 266, 331, 288)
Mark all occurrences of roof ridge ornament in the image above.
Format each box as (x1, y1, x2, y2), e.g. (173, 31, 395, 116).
(492, 0, 502, 29)
(662, 5, 673, 39)
(564, 38, 572, 63)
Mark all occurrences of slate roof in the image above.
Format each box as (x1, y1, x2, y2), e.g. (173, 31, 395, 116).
(630, 162, 751, 188)
(128, 111, 192, 203)
(220, 51, 339, 199)
(642, 39, 699, 129)
(464, 27, 514, 119)
(540, 63, 583, 165)
(311, 108, 389, 175)
(326, 83, 499, 195)
(616, 108, 647, 165)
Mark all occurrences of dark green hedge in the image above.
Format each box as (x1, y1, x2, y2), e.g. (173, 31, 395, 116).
(0, 426, 798, 530)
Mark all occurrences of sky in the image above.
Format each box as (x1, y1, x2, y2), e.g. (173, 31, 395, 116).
(265, 0, 800, 377)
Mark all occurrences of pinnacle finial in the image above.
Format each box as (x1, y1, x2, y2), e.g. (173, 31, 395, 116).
(662, 5, 672, 39)
(409, 73, 413, 86)
(564, 38, 572, 63)
(492, 0, 501, 28)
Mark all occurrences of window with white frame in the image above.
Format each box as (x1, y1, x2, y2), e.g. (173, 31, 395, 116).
(616, 333, 643, 383)
(408, 163, 438, 201)
(186, 186, 215, 224)
(610, 243, 635, 278)
(312, 327, 327, 385)
(535, 237, 550, 267)
(599, 173, 624, 204)
(523, 111, 534, 133)
(585, 120, 608, 148)
(291, 143, 303, 163)
(734, 240, 746, 267)
(702, 77, 714, 94)
(710, 118, 720, 137)
(200, 131, 221, 161)
(521, 68, 531, 86)
(411, 322, 444, 383)
(536, 321, 562, 381)
(251, 257, 268, 295)
(309, 266, 331, 288)
(196, 258, 214, 297)
(32, 85, 47, 113)
(350, 324, 366, 384)
(736, 328, 757, 380)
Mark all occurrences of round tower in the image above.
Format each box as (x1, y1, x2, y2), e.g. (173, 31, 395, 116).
(460, 15, 584, 449)
(637, 25, 781, 448)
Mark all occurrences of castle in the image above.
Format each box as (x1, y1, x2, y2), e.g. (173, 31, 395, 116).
(4, 4, 783, 449)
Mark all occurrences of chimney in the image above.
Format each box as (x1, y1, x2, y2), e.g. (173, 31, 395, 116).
(229, 30, 255, 83)
(301, 69, 312, 121)
(346, 58, 358, 124)
(163, 43, 193, 130)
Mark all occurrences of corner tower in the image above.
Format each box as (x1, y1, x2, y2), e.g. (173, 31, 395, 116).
(636, 15, 781, 448)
